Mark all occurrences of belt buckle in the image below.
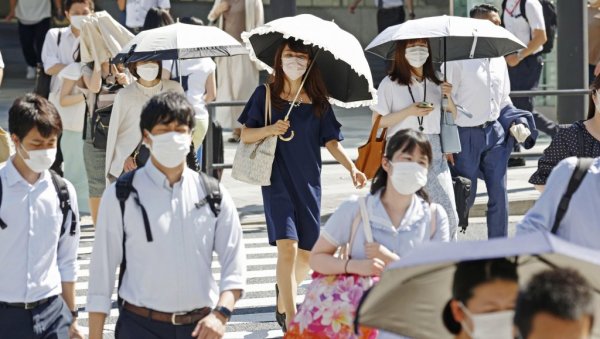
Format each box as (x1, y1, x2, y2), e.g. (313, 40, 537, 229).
(24, 302, 36, 310)
(171, 312, 188, 325)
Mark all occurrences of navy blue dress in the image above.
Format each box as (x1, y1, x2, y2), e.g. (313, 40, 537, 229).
(238, 85, 343, 251)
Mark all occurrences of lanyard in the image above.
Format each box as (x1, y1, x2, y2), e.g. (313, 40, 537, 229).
(505, 0, 521, 17)
(407, 79, 427, 131)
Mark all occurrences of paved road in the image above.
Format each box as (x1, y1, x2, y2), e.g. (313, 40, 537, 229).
(74, 219, 519, 339)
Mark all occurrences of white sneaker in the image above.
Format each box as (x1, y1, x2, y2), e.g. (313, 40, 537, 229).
(26, 66, 36, 80)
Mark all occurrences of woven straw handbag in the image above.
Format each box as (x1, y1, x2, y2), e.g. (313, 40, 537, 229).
(231, 85, 277, 186)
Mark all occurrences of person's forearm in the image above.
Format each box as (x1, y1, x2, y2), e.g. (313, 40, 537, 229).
(88, 312, 107, 339)
(379, 109, 411, 128)
(61, 281, 77, 312)
(405, 0, 414, 13)
(9, 0, 17, 12)
(117, 0, 126, 11)
(0, 69, 3, 87)
(53, 0, 62, 12)
(445, 96, 458, 119)
(240, 126, 273, 144)
(60, 93, 85, 107)
(326, 140, 355, 172)
(309, 252, 349, 275)
(46, 63, 66, 76)
(534, 184, 545, 193)
(216, 290, 241, 312)
(521, 30, 547, 58)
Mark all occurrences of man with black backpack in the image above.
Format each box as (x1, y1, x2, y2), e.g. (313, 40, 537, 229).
(0, 94, 82, 338)
(517, 156, 599, 250)
(86, 92, 245, 339)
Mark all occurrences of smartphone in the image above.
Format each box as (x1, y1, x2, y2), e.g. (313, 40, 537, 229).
(417, 102, 434, 108)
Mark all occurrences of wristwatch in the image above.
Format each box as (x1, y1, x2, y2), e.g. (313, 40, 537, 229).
(213, 306, 232, 321)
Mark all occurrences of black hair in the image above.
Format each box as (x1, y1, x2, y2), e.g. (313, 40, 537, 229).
(589, 74, 600, 119)
(179, 16, 204, 26)
(442, 258, 519, 335)
(9, 94, 63, 140)
(469, 3, 499, 18)
(370, 129, 433, 202)
(64, 0, 94, 12)
(140, 92, 195, 133)
(515, 268, 594, 338)
(142, 7, 174, 31)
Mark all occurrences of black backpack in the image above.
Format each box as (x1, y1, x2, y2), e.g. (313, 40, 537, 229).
(501, 0, 557, 54)
(114, 169, 222, 305)
(34, 30, 62, 99)
(551, 158, 594, 234)
(0, 170, 77, 236)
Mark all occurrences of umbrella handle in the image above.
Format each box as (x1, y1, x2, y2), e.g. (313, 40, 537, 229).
(278, 115, 295, 141)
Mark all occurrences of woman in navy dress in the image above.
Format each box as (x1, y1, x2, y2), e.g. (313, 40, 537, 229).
(238, 38, 367, 331)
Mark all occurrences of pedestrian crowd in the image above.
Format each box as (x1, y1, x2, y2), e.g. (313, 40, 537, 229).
(0, 0, 599, 339)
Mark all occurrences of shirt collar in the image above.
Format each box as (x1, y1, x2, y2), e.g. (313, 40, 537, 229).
(369, 191, 427, 232)
(4, 157, 50, 187)
(143, 159, 185, 190)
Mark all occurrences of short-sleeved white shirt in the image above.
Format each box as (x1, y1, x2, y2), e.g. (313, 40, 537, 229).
(41, 27, 79, 93)
(48, 63, 86, 132)
(371, 76, 443, 136)
(322, 192, 449, 260)
(503, 0, 546, 55)
(126, 0, 171, 28)
(163, 58, 216, 119)
(15, 0, 51, 25)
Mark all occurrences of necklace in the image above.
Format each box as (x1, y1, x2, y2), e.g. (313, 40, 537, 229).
(407, 79, 427, 132)
(283, 91, 304, 108)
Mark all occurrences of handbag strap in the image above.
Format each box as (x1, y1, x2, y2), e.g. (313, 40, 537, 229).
(264, 84, 271, 127)
(340, 208, 362, 260)
(370, 115, 388, 142)
(358, 197, 374, 243)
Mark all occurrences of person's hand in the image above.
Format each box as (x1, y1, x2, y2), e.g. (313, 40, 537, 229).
(348, 3, 358, 14)
(123, 156, 137, 172)
(268, 120, 290, 136)
(115, 72, 129, 85)
(595, 62, 600, 77)
(446, 153, 455, 166)
(352, 258, 385, 276)
(191, 312, 226, 339)
(350, 167, 367, 189)
(365, 242, 397, 264)
(5, 9, 15, 21)
(505, 54, 520, 67)
(406, 103, 434, 117)
(216, 1, 231, 15)
(441, 82, 453, 97)
(510, 124, 531, 143)
(69, 322, 84, 339)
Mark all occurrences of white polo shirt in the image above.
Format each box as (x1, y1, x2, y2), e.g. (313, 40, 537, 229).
(126, 0, 171, 28)
(15, 0, 52, 25)
(443, 58, 512, 127)
(41, 27, 79, 93)
(503, 0, 546, 55)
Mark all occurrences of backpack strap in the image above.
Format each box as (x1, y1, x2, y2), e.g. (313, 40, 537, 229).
(57, 30, 62, 46)
(115, 169, 153, 242)
(197, 172, 221, 218)
(551, 158, 594, 234)
(49, 170, 77, 236)
(577, 127, 585, 158)
(520, 0, 528, 22)
(0, 177, 5, 230)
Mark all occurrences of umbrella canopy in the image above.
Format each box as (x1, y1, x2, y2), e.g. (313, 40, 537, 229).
(80, 11, 134, 65)
(241, 14, 377, 108)
(113, 23, 247, 64)
(357, 232, 600, 338)
(366, 15, 526, 62)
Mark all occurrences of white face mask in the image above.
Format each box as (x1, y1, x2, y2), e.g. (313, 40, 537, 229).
(18, 144, 57, 173)
(281, 57, 309, 81)
(389, 161, 428, 195)
(137, 64, 160, 82)
(69, 15, 88, 30)
(460, 303, 515, 339)
(148, 132, 191, 168)
(405, 46, 430, 68)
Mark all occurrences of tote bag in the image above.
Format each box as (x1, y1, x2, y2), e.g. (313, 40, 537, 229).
(355, 115, 387, 180)
(231, 85, 277, 186)
(285, 197, 378, 339)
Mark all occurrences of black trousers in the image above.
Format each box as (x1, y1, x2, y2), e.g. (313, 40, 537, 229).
(17, 18, 51, 68)
(377, 6, 405, 33)
(0, 296, 72, 339)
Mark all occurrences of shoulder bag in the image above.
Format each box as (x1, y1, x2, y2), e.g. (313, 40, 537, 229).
(355, 115, 387, 180)
(231, 84, 277, 186)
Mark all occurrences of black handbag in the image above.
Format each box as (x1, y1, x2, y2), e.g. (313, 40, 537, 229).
(452, 175, 472, 231)
(92, 83, 123, 150)
(34, 31, 62, 99)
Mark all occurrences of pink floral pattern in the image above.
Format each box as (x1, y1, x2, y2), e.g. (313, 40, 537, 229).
(285, 272, 379, 339)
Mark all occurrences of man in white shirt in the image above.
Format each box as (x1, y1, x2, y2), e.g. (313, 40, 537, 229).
(5, 0, 62, 79)
(0, 94, 82, 338)
(444, 4, 534, 238)
(502, 0, 558, 139)
(349, 0, 414, 33)
(87, 92, 245, 339)
(126, 0, 171, 33)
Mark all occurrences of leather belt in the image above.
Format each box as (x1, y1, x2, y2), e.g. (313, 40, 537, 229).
(123, 301, 212, 325)
(0, 296, 56, 310)
(468, 121, 495, 129)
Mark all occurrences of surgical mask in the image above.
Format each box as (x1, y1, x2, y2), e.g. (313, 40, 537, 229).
(137, 64, 160, 82)
(69, 15, 88, 30)
(148, 132, 191, 168)
(281, 57, 308, 81)
(459, 303, 515, 339)
(18, 144, 57, 173)
(389, 161, 428, 195)
(405, 46, 429, 68)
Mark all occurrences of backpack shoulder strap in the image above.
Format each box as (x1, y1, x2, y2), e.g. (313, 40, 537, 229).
(116, 170, 153, 242)
(520, 0, 529, 22)
(0, 176, 5, 230)
(49, 170, 77, 236)
(551, 158, 594, 234)
(57, 29, 62, 46)
(198, 171, 221, 217)
(577, 127, 585, 157)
